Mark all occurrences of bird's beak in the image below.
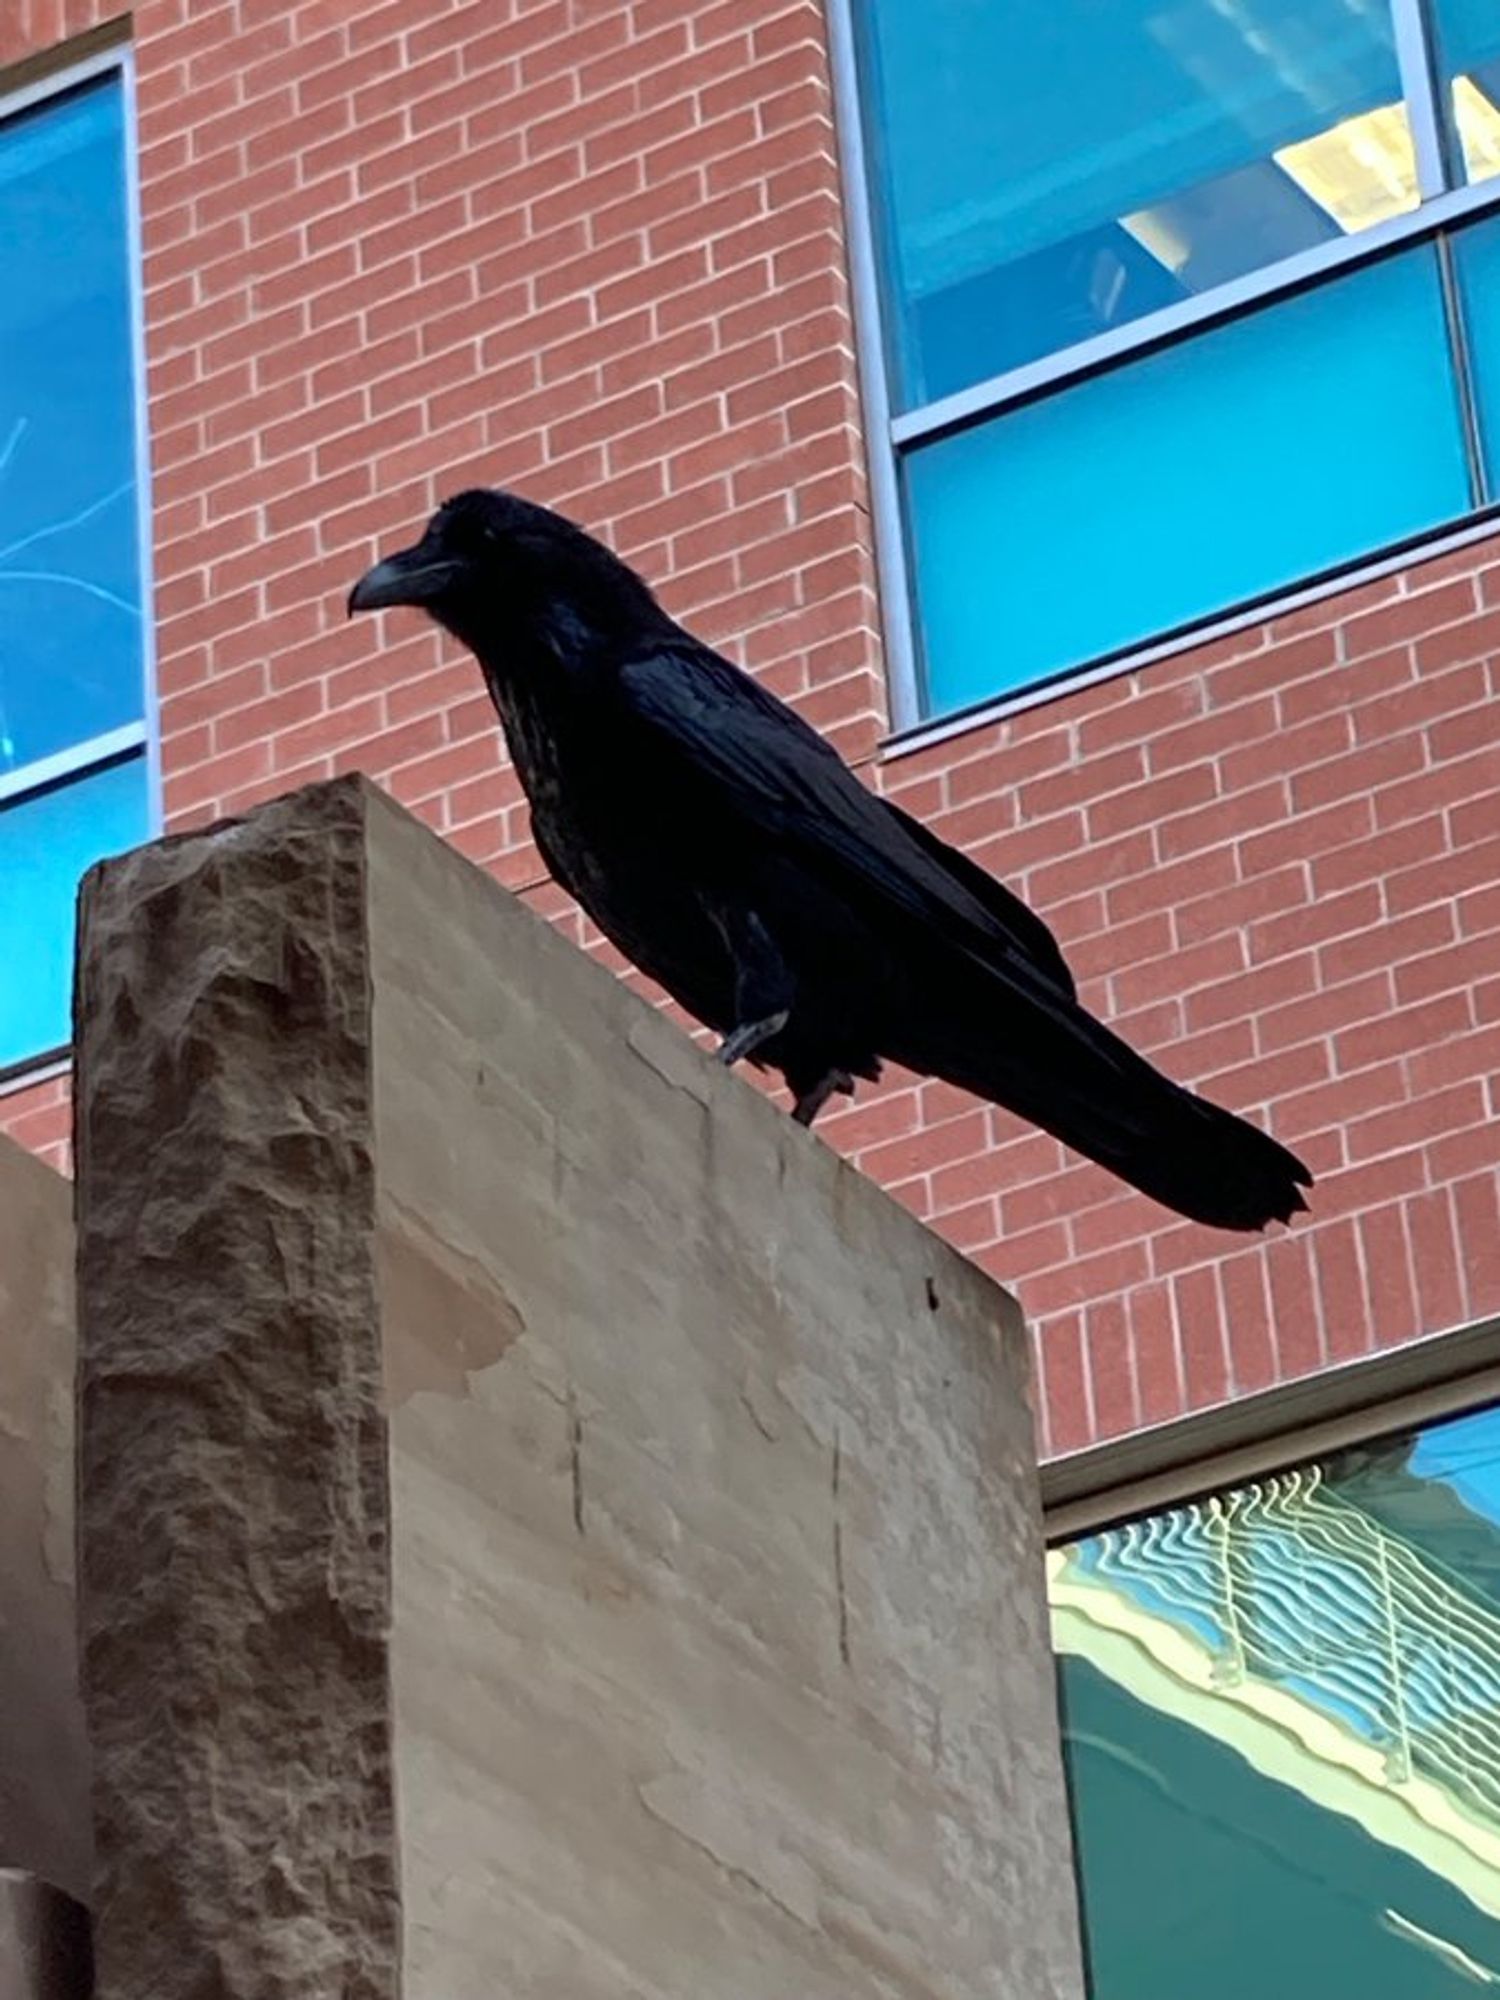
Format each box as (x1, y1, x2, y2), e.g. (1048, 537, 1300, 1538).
(347, 544, 459, 616)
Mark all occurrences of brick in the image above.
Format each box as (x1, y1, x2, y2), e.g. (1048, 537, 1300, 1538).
(1037, 1316, 1093, 1458)
(1174, 1264, 1229, 1410)
(1348, 1081, 1487, 1165)
(1265, 1232, 1324, 1379)
(1206, 629, 1335, 709)
(1272, 1060, 1406, 1144)
(1321, 902, 1455, 988)
(1277, 644, 1409, 726)
(1291, 731, 1427, 814)
(1372, 743, 1500, 832)
(1342, 577, 1477, 658)
(1185, 953, 1317, 1033)
(1393, 933, 1498, 1007)
(858, 1110, 990, 1189)
(1084, 1298, 1138, 1441)
(1313, 1219, 1371, 1360)
(1314, 1150, 1432, 1228)
(1357, 1203, 1422, 1351)
(1112, 932, 1245, 1014)
(1312, 813, 1447, 898)
(1017, 1240, 1152, 1318)
(1221, 1253, 1275, 1395)
(1405, 1189, 1466, 1335)
(1124, 1282, 1184, 1426)
(1453, 1172, 1500, 1320)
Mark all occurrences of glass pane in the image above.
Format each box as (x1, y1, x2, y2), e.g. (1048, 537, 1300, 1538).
(1430, 0, 1500, 186)
(1051, 1400, 1500, 2000)
(1452, 211, 1500, 490)
(904, 248, 1469, 718)
(0, 71, 146, 777)
(0, 753, 149, 1070)
(858, 0, 1415, 408)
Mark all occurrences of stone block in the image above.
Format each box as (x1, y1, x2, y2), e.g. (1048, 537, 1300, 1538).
(0, 1136, 88, 1902)
(73, 776, 1084, 2000)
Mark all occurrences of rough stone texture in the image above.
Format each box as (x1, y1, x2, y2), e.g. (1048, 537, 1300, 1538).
(0, 1137, 88, 1901)
(73, 775, 1084, 1999)
(72, 784, 397, 2000)
(0, 1871, 94, 1999)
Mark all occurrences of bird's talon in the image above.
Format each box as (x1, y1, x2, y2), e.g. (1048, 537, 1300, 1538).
(716, 1009, 790, 1068)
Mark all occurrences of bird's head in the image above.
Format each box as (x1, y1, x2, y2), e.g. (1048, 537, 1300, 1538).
(347, 486, 666, 662)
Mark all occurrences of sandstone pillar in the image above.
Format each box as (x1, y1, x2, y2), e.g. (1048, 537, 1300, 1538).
(72, 776, 1084, 2000)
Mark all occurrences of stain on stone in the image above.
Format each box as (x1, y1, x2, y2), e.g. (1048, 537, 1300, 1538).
(379, 1196, 526, 1406)
(568, 1383, 585, 1535)
(832, 1430, 851, 1671)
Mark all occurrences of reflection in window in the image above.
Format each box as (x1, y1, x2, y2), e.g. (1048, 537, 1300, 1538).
(1050, 1402, 1500, 1999)
(0, 63, 150, 1074)
(904, 246, 1470, 711)
(857, 0, 1413, 406)
(1431, 0, 1500, 187)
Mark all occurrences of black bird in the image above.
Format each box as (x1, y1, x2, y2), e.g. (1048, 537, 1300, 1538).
(349, 488, 1312, 1232)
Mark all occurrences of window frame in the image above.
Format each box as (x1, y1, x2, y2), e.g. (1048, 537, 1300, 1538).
(826, 0, 1500, 746)
(1047, 1330, 1500, 1999)
(1041, 1310, 1500, 1545)
(0, 36, 162, 1090)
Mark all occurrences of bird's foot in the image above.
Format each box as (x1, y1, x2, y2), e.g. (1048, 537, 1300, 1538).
(716, 1009, 790, 1068)
(791, 1069, 854, 1127)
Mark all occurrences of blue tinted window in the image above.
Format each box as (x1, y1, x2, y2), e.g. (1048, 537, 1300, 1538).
(1430, 0, 1500, 186)
(905, 248, 1470, 715)
(0, 754, 149, 1071)
(858, 0, 1413, 407)
(1453, 212, 1500, 483)
(0, 63, 149, 1073)
(1052, 1400, 1500, 1999)
(0, 70, 145, 775)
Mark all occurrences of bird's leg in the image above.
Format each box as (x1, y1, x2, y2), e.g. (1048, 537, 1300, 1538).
(712, 906, 795, 1069)
(791, 1069, 854, 1127)
(717, 1009, 790, 1067)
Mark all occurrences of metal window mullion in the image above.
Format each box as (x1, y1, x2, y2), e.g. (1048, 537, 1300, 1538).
(0, 723, 148, 808)
(0, 36, 127, 121)
(120, 44, 165, 840)
(823, 0, 926, 734)
(893, 176, 1500, 448)
(1392, 0, 1461, 200)
(1434, 229, 1490, 508)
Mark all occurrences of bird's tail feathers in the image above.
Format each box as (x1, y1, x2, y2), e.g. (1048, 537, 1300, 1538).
(909, 994, 1312, 1234)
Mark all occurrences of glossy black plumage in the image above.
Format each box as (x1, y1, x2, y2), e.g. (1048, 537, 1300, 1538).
(349, 487, 1312, 1232)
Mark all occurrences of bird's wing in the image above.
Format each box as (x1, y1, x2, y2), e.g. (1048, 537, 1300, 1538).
(617, 640, 1311, 1231)
(617, 642, 1074, 999)
(879, 797, 1075, 999)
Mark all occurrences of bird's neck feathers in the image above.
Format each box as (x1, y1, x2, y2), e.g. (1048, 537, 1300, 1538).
(461, 563, 672, 687)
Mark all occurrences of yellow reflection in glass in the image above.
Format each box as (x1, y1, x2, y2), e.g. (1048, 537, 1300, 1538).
(1275, 103, 1420, 233)
(1456, 74, 1500, 187)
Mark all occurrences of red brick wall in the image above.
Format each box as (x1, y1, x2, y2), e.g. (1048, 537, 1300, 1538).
(4, 1, 1499, 1462)
(139, 0, 883, 840)
(862, 546, 1500, 1452)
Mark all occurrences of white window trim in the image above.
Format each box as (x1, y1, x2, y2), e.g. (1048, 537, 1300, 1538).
(825, 0, 1500, 742)
(0, 37, 163, 1080)
(1043, 1311, 1500, 1542)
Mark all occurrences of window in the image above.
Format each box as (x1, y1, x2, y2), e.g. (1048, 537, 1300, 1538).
(0, 55, 153, 1077)
(1050, 1399, 1500, 1998)
(844, 0, 1500, 724)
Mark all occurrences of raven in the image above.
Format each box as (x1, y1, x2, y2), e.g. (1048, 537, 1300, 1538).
(349, 488, 1312, 1232)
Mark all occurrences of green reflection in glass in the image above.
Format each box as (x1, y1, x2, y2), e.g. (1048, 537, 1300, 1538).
(1050, 1401, 1500, 1998)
